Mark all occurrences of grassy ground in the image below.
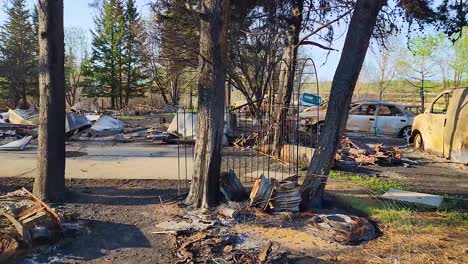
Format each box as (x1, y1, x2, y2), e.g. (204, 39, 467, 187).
(327, 171, 468, 230)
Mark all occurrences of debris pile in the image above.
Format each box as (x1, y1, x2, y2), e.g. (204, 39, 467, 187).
(233, 132, 259, 148)
(0, 188, 62, 262)
(232, 132, 414, 168)
(153, 210, 272, 263)
(270, 181, 302, 213)
(249, 175, 302, 213)
(307, 214, 378, 245)
(220, 171, 249, 202)
(338, 138, 415, 166)
(153, 171, 379, 262)
(0, 109, 39, 150)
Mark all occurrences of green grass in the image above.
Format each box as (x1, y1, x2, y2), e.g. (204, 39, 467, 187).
(117, 115, 146, 120)
(327, 171, 468, 229)
(329, 171, 409, 193)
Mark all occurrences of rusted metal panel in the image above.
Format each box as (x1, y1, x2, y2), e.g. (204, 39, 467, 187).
(412, 87, 468, 163)
(444, 88, 468, 163)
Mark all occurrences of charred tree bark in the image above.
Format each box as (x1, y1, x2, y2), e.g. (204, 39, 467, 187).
(272, 0, 303, 157)
(301, 0, 386, 210)
(34, 0, 66, 201)
(185, 0, 229, 208)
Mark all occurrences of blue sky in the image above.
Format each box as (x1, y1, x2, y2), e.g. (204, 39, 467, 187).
(0, 0, 443, 81)
(0, 0, 345, 80)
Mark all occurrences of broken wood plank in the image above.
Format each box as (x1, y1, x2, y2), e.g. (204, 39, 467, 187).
(1, 213, 32, 244)
(347, 138, 374, 155)
(258, 241, 272, 263)
(20, 188, 61, 224)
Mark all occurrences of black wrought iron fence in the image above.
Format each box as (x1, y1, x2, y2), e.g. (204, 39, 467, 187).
(175, 58, 320, 185)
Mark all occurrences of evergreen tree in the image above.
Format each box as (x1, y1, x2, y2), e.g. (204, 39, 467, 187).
(0, 0, 38, 108)
(123, 0, 147, 106)
(91, 0, 125, 109)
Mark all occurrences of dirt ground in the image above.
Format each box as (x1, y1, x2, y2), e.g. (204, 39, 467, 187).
(1, 178, 185, 264)
(1, 177, 466, 264)
(1, 115, 467, 263)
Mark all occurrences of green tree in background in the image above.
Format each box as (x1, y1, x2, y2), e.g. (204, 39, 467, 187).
(123, 0, 147, 106)
(89, 0, 148, 109)
(398, 35, 440, 110)
(65, 26, 88, 107)
(90, 0, 125, 109)
(0, 0, 38, 109)
(451, 27, 467, 87)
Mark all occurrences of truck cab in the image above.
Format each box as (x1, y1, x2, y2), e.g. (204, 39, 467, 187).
(411, 87, 468, 163)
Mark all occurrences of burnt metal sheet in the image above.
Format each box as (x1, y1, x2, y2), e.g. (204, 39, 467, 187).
(65, 112, 91, 133)
(90, 115, 125, 137)
(0, 136, 32, 151)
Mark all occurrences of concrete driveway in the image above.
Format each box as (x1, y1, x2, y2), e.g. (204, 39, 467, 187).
(0, 141, 194, 180)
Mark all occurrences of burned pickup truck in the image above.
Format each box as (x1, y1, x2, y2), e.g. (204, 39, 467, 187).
(411, 87, 467, 163)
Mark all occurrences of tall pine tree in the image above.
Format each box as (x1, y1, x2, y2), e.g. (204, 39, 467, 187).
(91, 0, 125, 109)
(123, 0, 147, 106)
(0, 0, 38, 109)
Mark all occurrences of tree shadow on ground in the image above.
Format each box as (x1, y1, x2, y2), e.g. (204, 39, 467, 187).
(67, 187, 188, 206)
(21, 220, 152, 263)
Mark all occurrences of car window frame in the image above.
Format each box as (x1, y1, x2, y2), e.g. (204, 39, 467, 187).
(349, 103, 378, 116)
(377, 104, 404, 117)
(431, 93, 450, 114)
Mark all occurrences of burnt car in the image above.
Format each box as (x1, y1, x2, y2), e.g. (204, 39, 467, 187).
(300, 100, 414, 138)
(411, 87, 467, 163)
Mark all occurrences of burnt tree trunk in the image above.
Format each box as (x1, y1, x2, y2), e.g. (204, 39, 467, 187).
(34, 0, 66, 201)
(272, 0, 303, 157)
(185, 0, 229, 208)
(301, 0, 386, 210)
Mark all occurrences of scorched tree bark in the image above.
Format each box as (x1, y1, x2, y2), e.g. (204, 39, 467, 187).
(271, 0, 303, 158)
(185, 0, 229, 208)
(301, 0, 386, 210)
(33, 0, 66, 201)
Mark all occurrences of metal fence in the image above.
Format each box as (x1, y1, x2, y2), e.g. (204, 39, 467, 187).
(175, 58, 320, 185)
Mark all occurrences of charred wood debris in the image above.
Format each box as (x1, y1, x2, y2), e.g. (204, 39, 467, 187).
(0, 188, 64, 263)
(233, 131, 418, 167)
(153, 171, 378, 263)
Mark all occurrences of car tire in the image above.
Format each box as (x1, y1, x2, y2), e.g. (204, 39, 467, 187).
(413, 132, 424, 150)
(400, 126, 412, 139)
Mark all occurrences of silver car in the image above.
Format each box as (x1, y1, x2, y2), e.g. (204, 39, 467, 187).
(300, 100, 414, 138)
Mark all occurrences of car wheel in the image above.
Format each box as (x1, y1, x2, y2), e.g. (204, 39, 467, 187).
(401, 126, 412, 139)
(413, 132, 424, 150)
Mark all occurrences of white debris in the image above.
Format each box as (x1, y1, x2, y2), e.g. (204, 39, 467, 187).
(0, 136, 32, 151)
(7, 109, 38, 125)
(167, 108, 198, 140)
(90, 115, 125, 137)
(382, 189, 443, 207)
(85, 114, 101, 122)
(65, 112, 91, 133)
